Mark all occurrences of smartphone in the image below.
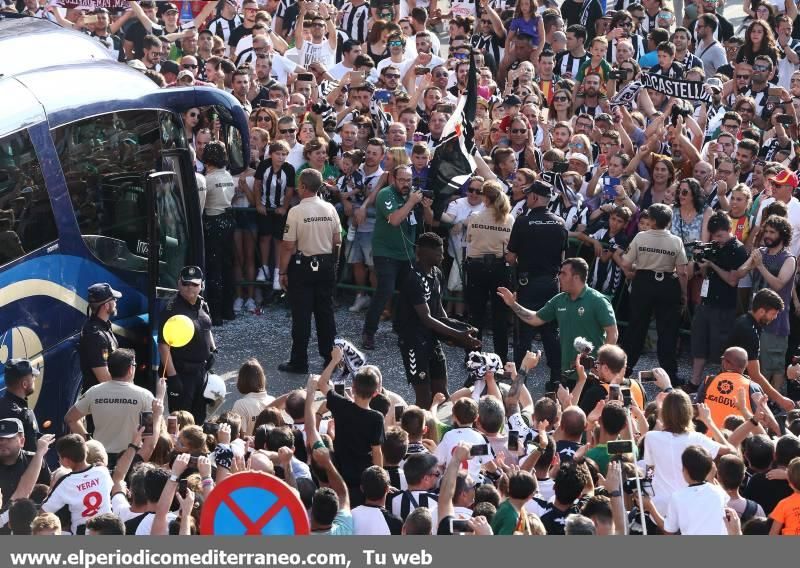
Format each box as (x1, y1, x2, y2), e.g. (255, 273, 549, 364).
(508, 430, 519, 451)
(544, 392, 558, 403)
(263, 100, 279, 109)
(298, 72, 314, 82)
(140, 411, 154, 436)
(777, 114, 795, 126)
(395, 406, 404, 421)
(437, 103, 456, 114)
(413, 132, 430, 143)
(414, 65, 429, 76)
(334, 383, 346, 396)
(188, 455, 199, 468)
(450, 518, 473, 533)
(609, 384, 621, 401)
(621, 386, 632, 407)
(83, 14, 98, 24)
(639, 370, 656, 382)
(177, 478, 188, 496)
(167, 415, 178, 436)
(607, 440, 634, 454)
(374, 89, 392, 103)
(348, 70, 365, 83)
(470, 444, 489, 457)
(603, 177, 620, 200)
(202, 422, 220, 435)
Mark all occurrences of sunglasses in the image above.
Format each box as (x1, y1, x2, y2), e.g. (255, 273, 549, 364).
(680, 188, 691, 196)
(467, 186, 483, 194)
(736, 74, 751, 80)
(490, 128, 500, 133)
(388, 41, 403, 47)
(182, 64, 198, 69)
(434, 72, 448, 78)
(384, 73, 400, 79)
(553, 96, 569, 102)
(312, 22, 325, 27)
(511, 128, 527, 134)
(571, 142, 586, 149)
(188, 112, 199, 118)
(753, 65, 770, 72)
(257, 116, 270, 122)
(279, 128, 296, 134)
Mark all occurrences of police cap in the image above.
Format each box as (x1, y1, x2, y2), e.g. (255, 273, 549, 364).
(0, 418, 24, 438)
(88, 283, 122, 304)
(4, 358, 40, 382)
(180, 266, 204, 284)
(524, 180, 554, 198)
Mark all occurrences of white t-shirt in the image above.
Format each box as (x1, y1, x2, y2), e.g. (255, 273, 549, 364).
(663, 482, 729, 535)
(352, 504, 399, 535)
(271, 54, 299, 84)
(328, 62, 354, 81)
(300, 40, 336, 69)
(435, 427, 495, 481)
(287, 143, 306, 171)
(444, 198, 484, 257)
(643, 430, 723, 512)
(42, 465, 114, 534)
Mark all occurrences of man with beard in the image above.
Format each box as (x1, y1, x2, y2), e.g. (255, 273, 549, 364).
(79, 283, 121, 393)
(575, 72, 605, 116)
(0, 360, 41, 452)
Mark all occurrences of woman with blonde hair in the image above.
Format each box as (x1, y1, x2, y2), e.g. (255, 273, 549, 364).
(463, 180, 515, 362)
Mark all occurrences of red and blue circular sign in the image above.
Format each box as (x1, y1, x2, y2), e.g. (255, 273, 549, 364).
(200, 472, 310, 535)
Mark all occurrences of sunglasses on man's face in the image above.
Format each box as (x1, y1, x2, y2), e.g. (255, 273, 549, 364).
(736, 74, 751, 80)
(753, 65, 770, 72)
(182, 64, 198, 69)
(280, 128, 296, 134)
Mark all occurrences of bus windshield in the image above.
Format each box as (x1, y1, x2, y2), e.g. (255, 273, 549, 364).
(52, 109, 193, 287)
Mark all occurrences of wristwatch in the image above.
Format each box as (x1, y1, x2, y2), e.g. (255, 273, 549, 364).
(169, 474, 179, 482)
(128, 443, 142, 452)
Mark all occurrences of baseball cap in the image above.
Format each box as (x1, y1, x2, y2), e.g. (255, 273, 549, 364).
(139, 0, 157, 8)
(769, 166, 799, 188)
(88, 283, 122, 304)
(0, 418, 24, 438)
(502, 94, 522, 107)
(180, 266, 204, 284)
(525, 180, 554, 198)
(163, 3, 178, 13)
(177, 69, 195, 81)
(595, 113, 613, 124)
(4, 359, 40, 382)
(706, 77, 723, 93)
(568, 152, 591, 167)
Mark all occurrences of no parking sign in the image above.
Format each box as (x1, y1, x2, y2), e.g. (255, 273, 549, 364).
(199, 472, 310, 535)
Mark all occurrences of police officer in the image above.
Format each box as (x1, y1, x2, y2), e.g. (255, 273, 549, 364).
(464, 180, 515, 362)
(278, 169, 342, 374)
(79, 283, 121, 392)
(159, 266, 216, 423)
(505, 180, 567, 388)
(0, 359, 40, 452)
(620, 203, 688, 383)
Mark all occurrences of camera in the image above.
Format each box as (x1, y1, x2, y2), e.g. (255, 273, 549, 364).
(600, 241, 619, 251)
(202, 422, 220, 435)
(670, 105, 692, 124)
(311, 100, 331, 115)
(624, 477, 653, 495)
(420, 189, 434, 200)
(551, 160, 569, 174)
(777, 114, 795, 126)
(607, 440, 634, 454)
(580, 354, 596, 369)
(688, 240, 721, 263)
(608, 69, 628, 81)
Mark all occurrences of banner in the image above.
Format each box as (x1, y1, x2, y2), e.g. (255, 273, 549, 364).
(59, 1, 130, 9)
(640, 72, 712, 103)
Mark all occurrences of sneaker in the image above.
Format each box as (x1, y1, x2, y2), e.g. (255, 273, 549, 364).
(243, 298, 257, 313)
(355, 294, 371, 311)
(233, 297, 244, 313)
(256, 266, 267, 282)
(273, 270, 282, 291)
(349, 294, 370, 312)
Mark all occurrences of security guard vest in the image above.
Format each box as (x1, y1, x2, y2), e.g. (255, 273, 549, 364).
(599, 379, 646, 409)
(697, 372, 754, 429)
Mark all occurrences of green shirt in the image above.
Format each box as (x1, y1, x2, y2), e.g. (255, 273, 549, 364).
(536, 285, 616, 371)
(586, 443, 639, 476)
(372, 185, 417, 261)
(490, 500, 520, 535)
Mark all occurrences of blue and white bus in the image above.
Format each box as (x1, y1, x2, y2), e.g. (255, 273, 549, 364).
(0, 16, 249, 435)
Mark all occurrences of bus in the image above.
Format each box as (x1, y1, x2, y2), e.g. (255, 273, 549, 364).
(0, 15, 250, 436)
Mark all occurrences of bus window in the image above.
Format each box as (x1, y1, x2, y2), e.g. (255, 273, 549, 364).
(0, 128, 58, 267)
(53, 110, 192, 278)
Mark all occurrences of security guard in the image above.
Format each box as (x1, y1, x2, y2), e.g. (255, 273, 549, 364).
(464, 180, 515, 362)
(79, 283, 121, 392)
(0, 359, 40, 451)
(505, 180, 567, 387)
(159, 266, 216, 423)
(620, 203, 688, 383)
(696, 347, 762, 429)
(278, 169, 342, 374)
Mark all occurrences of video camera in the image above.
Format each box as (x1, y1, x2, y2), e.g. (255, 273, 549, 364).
(687, 240, 722, 263)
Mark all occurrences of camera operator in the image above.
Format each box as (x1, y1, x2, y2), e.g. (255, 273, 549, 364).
(688, 211, 749, 391)
(620, 203, 689, 384)
(502, 180, 568, 388)
(572, 344, 649, 418)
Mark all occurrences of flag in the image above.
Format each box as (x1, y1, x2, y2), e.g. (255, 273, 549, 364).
(427, 51, 478, 219)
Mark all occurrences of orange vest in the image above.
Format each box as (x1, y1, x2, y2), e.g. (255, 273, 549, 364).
(699, 372, 753, 429)
(599, 379, 646, 409)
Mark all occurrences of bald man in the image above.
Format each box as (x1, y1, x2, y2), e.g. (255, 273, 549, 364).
(696, 347, 765, 429)
(555, 406, 586, 463)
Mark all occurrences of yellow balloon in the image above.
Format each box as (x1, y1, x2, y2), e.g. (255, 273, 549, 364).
(163, 315, 195, 348)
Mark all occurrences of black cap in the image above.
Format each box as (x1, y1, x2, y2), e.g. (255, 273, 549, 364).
(160, 60, 179, 76)
(525, 180, 554, 198)
(595, 113, 613, 124)
(0, 418, 23, 438)
(4, 358, 40, 381)
(88, 283, 122, 304)
(139, 0, 157, 7)
(502, 94, 522, 107)
(180, 266, 204, 284)
(163, 3, 178, 13)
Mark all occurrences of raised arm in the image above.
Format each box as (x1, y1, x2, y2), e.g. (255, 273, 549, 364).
(10, 435, 53, 501)
(497, 287, 546, 326)
(438, 442, 471, 523)
(313, 446, 349, 511)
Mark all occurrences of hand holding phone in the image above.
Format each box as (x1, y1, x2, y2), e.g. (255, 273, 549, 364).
(470, 444, 489, 457)
(140, 411, 154, 436)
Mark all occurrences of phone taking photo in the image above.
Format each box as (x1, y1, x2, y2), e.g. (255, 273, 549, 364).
(470, 444, 489, 457)
(450, 518, 473, 533)
(140, 411, 154, 436)
(508, 430, 519, 451)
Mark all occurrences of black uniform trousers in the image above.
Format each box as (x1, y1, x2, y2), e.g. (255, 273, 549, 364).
(288, 255, 337, 368)
(514, 275, 561, 381)
(465, 258, 511, 362)
(203, 212, 236, 323)
(170, 360, 208, 424)
(622, 270, 682, 382)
